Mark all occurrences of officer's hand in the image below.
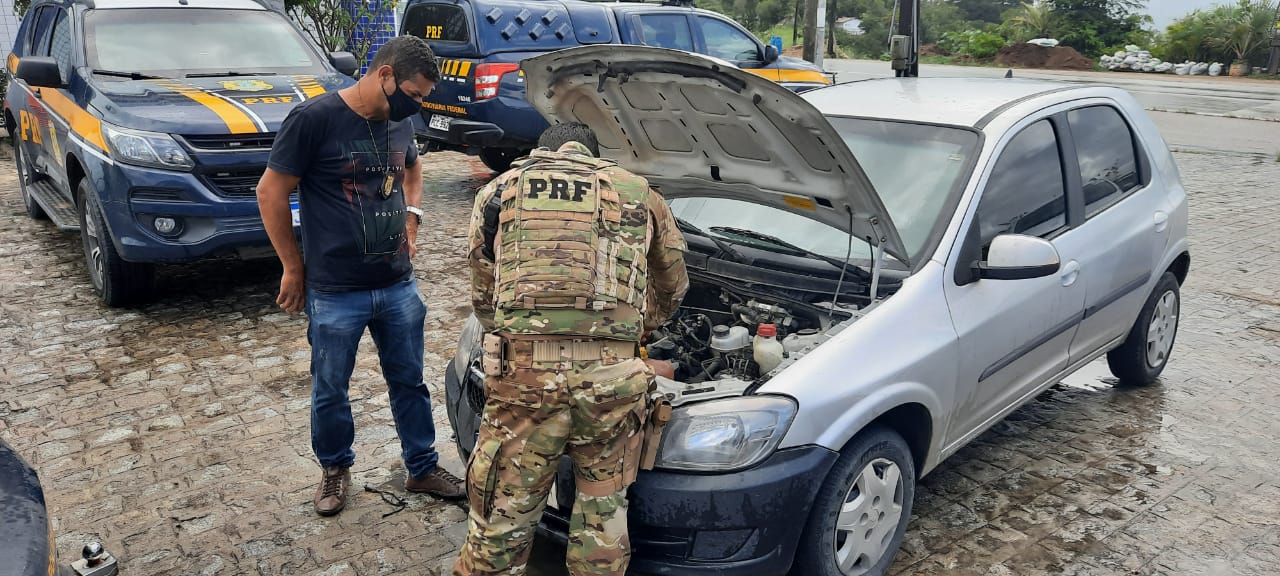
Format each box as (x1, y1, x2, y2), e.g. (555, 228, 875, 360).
(278, 268, 305, 314)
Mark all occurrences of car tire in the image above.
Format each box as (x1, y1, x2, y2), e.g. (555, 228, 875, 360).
(15, 143, 48, 220)
(794, 426, 915, 576)
(77, 179, 155, 307)
(478, 147, 524, 173)
(1107, 271, 1180, 386)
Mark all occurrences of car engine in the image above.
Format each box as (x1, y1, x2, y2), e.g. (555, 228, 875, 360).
(644, 275, 857, 404)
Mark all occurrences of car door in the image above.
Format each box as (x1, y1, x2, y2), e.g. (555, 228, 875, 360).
(13, 6, 57, 176)
(691, 14, 771, 76)
(40, 5, 75, 193)
(630, 12, 696, 52)
(944, 116, 1088, 446)
(1062, 102, 1169, 364)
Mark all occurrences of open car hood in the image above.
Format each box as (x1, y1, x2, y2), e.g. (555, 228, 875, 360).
(521, 46, 908, 265)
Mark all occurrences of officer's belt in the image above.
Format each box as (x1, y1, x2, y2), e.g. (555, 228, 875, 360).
(502, 336, 637, 363)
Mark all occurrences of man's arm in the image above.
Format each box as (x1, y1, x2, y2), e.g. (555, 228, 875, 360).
(468, 180, 503, 330)
(403, 154, 423, 258)
(257, 168, 305, 313)
(643, 188, 689, 333)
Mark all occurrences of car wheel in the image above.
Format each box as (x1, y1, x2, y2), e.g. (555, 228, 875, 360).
(1107, 271, 1180, 386)
(795, 427, 915, 576)
(16, 143, 48, 220)
(77, 179, 155, 307)
(478, 147, 524, 173)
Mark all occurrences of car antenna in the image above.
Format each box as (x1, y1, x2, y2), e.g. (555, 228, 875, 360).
(1005, 69, 1014, 78)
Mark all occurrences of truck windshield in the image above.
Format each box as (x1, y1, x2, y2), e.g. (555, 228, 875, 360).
(84, 8, 326, 78)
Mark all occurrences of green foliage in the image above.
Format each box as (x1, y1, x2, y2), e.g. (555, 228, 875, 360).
(1006, 1, 1056, 39)
(921, 0, 968, 44)
(284, 0, 399, 76)
(1043, 0, 1148, 55)
(956, 0, 1023, 22)
(940, 28, 1008, 57)
(1156, 0, 1277, 66)
(14, 0, 30, 17)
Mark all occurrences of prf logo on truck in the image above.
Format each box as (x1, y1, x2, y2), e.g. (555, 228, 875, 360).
(5, 0, 359, 306)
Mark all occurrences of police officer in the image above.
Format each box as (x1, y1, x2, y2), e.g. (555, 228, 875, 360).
(453, 122, 688, 576)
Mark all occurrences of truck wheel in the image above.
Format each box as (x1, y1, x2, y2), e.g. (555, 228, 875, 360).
(795, 427, 915, 576)
(16, 143, 48, 220)
(1107, 272, 1180, 386)
(478, 147, 524, 173)
(77, 179, 155, 307)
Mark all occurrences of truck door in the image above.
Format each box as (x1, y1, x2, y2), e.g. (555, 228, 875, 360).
(13, 6, 57, 179)
(41, 6, 76, 194)
(691, 14, 777, 81)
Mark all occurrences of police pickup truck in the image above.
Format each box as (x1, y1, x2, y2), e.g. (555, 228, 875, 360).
(5, 0, 358, 306)
(401, 0, 832, 171)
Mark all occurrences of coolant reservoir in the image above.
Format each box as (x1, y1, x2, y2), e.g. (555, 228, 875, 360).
(783, 329, 823, 355)
(711, 325, 751, 352)
(753, 323, 785, 374)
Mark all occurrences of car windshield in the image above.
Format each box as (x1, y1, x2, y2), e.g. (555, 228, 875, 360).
(84, 8, 325, 78)
(669, 119, 978, 265)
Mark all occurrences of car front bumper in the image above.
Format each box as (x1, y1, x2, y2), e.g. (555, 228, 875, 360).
(539, 445, 838, 575)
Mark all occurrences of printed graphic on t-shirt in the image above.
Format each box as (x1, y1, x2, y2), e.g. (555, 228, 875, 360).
(343, 149, 408, 255)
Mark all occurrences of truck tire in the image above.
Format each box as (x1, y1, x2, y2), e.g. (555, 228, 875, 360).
(1107, 272, 1180, 386)
(478, 147, 525, 173)
(794, 427, 915, 576)
(16, 143, 48, 220)
(77, 179, 155, 307)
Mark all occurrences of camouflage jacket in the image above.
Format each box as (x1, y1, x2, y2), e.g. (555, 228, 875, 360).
(468, 142, 688, 340)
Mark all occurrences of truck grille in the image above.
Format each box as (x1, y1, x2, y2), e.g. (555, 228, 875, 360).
(182, 133, 276, 151)
(204, 168, 265, 198)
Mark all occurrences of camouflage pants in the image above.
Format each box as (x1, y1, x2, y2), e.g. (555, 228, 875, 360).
(452, 349, 652, 576)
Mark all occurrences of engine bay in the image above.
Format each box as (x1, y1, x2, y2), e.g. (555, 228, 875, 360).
(644, 273, 860, 404)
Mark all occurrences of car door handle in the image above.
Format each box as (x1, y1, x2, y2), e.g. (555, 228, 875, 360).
(1061, 260, 1080, 287)
(1153, 211, 1169, 233)
(33, 87, 42, 99)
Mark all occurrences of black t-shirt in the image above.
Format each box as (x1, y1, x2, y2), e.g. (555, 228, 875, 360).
(267, 92, 419, 292)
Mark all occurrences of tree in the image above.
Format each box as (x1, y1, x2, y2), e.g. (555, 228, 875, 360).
(955, 0, 1023, 23)
(15, 0, 30, 16)
(1007, 1, 1057, 39)
(922, 0, 968, 44)
(1207, 0, 1278, 66)
(285, 0, 400, 76)
(1044, 0, 1148, 55)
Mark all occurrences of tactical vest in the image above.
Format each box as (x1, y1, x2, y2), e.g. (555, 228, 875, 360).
(493, 150, 651, 337)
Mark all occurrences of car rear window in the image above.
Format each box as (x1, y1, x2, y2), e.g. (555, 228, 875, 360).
(1067, 105, 1142, 218)
(405, 3, 470, 43)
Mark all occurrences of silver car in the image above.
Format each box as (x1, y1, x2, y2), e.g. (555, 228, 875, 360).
(444, 46, 1189, 576)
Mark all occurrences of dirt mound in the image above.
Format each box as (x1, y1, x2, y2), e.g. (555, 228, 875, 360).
(995, 43, 1093, 70)
(920, 43, 950, 57)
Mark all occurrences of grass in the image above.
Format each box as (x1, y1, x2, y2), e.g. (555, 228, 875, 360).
(756, 22, 802, 51)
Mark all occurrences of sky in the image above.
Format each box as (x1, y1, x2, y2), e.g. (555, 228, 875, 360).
(1142, 0, 1232, 29)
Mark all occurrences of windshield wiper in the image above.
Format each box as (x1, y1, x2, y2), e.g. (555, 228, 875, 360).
(676, 218, 743, 263)
(91, 69, 164, 80)
(709, 226, 869, 281)
(185, 71, 279, 78)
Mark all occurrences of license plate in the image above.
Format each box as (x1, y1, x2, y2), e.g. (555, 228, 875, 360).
(429, 114, 452, 131)
(290, 201, 300, 227)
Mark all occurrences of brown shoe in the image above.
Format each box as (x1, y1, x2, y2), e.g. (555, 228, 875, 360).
(405, 467, 466, 500)
(313, 466, 351, 516)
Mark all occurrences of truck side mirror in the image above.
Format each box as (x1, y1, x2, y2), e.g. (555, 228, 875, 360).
(16, 57, 64, 89)
(330, 52, 359, 77)
(763, 44, 780, 64)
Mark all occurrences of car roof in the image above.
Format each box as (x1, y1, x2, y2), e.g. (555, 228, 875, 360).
(47, 0, 267, 9)
(803, 77, 1082, 128)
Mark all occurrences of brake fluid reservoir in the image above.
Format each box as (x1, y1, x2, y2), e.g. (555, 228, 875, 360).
(711, 325, 751, 352)
(753, 323, 785, 374)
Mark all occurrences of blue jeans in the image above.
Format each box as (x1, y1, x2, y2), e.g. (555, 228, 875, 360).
(305, 275, 439, 477)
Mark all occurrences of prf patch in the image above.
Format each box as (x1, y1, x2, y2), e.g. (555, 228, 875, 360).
(520, 170, 596, 212)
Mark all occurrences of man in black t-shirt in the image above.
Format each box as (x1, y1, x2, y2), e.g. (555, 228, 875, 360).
(257, 36, 464, 517)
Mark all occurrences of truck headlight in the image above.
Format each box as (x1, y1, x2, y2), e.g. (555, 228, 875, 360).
(102, 124, 194, 171)
(656, 395, 797, 472)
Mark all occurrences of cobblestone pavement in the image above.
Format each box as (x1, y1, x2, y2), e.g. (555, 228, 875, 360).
(2, 141, 1279, 576)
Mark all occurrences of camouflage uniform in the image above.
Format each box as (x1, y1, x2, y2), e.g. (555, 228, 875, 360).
(454, 142, 688, 576)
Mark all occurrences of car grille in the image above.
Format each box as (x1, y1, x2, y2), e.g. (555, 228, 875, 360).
(204, 168, 264, 198)
(182, 133, 276, 151)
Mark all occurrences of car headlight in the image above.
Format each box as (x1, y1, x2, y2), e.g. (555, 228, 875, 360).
(656, 395, 797, 472)
(101, 124, 194, 171)
(453, 315, 484, 383)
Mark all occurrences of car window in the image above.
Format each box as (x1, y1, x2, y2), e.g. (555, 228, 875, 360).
(697, 16, 758, 61)
(637, 14, 693, 52)
(976, 119, 1067, 250)
(28, 7, 56, 57)
(49, 9, 73, 84)
(1068, 106, 1142, 218)
(404, 3, 470, 43)
(84, 8, 324, 77)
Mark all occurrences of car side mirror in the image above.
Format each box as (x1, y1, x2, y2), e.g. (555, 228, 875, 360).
(763, 44, 780, 64)
(330, 52, 359, 77)
(16, 57, 63, 89)
(974, 234, 1060, 280)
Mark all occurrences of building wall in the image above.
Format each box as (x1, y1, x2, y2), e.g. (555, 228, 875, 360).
(1, 1, 21, 57)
